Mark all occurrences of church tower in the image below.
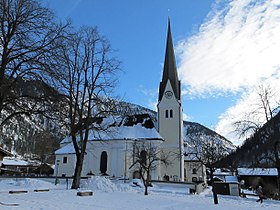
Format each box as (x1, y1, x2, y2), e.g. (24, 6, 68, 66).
(157, 19, 184, 181)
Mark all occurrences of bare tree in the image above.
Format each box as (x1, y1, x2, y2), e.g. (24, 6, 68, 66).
(53, 26, 120, 189)
(234, 84, 279, 138)
(33, 129, 60, 163)
(233, 84, 280, 193)
(0, 0, 68, 128)
(130, 141, 170, 195)
(187, 135, 230, 204)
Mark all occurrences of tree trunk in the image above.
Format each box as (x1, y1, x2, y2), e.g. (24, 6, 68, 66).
(143, 173, 148, 195)
(276, 167, 280, 194)
(71, 153, 84, 189)
(144, 184, 148, 195)
(144, 170, 151, 195)
(210, 168, 219, 204)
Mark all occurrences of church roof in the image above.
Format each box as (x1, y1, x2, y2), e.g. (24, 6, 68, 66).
(58, 114, 163, 152)
(158, 18, 181, 101)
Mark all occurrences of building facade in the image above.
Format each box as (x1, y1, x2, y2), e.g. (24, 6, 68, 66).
(54, 20, 197, 183)
(55, 114, 164, 180)
(157, 19, 184, 182)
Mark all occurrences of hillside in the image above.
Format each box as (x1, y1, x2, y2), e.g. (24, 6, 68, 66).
(220, 111, 280, 168)
(0, 80, 235, 163)
(0, 79, 66, 162)
(184, 121, 236, 153)
(117, 102, 236, 152)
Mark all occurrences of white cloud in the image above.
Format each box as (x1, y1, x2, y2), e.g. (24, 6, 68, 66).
(137, 85, 158, 111)
(177, 0, 280, 96)
(215, 78, 280, 145)
(176, 0, 280, 144)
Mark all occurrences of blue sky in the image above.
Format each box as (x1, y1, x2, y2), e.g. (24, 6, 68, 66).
(43, 0, 280, 145)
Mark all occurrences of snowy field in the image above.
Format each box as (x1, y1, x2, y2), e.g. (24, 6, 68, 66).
(0, 177, 280, 210)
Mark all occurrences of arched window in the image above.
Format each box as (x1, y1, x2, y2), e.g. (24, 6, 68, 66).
(170, 109, 173, 118)
(100, 151, 108, 175)
(192, 168, 197, 174)
(140, 150, 147, 165)
(165, 110, 169, 118)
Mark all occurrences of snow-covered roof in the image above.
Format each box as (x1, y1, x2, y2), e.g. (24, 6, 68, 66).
(225, 176, 238, 183)
(55, 143, 76, 155)
(238, 168, 278, 176)
(214, 168, 233, 176)
(2, 157, 30, 166)
(60, 114, 163, 144)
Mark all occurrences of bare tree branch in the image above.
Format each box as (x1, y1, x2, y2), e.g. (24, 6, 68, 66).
(0, 0, 69, 127)
(51, 26, 120, 189)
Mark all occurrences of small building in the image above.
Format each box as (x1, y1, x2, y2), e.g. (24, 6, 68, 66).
(213, 180, 239, 196)
(183, 142, 206, 184)
(32, 163, 54, 176)
(237, 168, 278, 194)
(184, 153, 206, 183)
(0, 147, 12, 174)
(1, 156, 40, 175)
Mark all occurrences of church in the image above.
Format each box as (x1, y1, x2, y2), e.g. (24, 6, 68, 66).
(55, 20, 195, 183)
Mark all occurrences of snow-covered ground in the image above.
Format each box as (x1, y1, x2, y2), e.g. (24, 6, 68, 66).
(0, 177, 279, 210)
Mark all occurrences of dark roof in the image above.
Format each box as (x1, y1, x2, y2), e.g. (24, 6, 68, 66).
(32, 163, 54, 175)
(122, 114, 155, 129)
(158, 18, 181, 101)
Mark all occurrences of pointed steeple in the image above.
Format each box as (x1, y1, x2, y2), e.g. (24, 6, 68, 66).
(158, 18, 181, 101)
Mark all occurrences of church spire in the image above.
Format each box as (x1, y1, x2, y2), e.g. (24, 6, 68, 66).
(158, 18, 181, 101)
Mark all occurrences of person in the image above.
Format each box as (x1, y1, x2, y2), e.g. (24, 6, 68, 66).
(256, 186, 264, 203)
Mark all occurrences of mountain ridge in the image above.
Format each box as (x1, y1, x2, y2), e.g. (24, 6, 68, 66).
(0, 80, 236, 163)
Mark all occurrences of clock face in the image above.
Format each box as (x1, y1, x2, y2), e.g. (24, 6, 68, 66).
(164, 91, 173, 99)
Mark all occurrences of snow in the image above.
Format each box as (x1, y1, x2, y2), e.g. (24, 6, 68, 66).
(55, 143, 76, 155)
(225, 176, 238, 183)
(61, 124, 162, 143)
(0, 177, 279, 210)
(59, 115, 163, 146)
(2, 157, 30, 166)
(238, 168, 278, 176)
(57, 122, 163, 155)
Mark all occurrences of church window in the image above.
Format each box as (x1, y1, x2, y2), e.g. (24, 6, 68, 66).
(165, 110, 169, 118)
(63, 156, 67, 164)
(170, 109, 173, 118)
(192, 168, 197, 174)
(140, 150, 147, 165)
(100, 151, 108, 175)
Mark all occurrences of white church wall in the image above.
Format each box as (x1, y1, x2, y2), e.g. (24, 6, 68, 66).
(158, 81, 184, 181)
(83, 140, 128, 178)
(55, 139, 164, 180)
(55, 154, 75, 177)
